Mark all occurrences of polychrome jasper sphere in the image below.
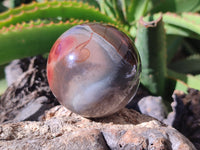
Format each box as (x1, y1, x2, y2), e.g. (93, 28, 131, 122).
(47, 23, 141, 118)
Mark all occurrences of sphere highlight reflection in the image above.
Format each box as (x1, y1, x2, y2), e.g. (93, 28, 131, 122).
(47, 23, 141, 118)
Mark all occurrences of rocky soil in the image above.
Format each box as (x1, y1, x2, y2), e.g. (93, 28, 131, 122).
(0, 56, 199, 150)
(0, 106, 196, 150)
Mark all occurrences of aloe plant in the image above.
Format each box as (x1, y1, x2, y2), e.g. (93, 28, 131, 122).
(0, 0, 200, 99)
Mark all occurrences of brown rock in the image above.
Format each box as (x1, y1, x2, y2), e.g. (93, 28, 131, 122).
(138, 96, 168, 121)
(5, 59, 24, 86)
(0, 106, 196, 150)
(164, 89, 200, 150)
(0, 56, 58, 123)
(65, 129, 109, 150)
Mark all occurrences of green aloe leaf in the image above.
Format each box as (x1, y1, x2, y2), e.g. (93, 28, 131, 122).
(0, 19, 89, 65)
(127, 0, 149, 24)
(162, 12, 200, 35)
(76, 0, 100, 9)
(112, 0, 126, 24)
(182, 39, 199, 54)
(169, 55, 200, 74)
(119, 0, 127, 20)
(135, 14, 167, 96)
(98, 0, 129, 24)
(99, 0, 116, 20)
(150, 0, 200, 13)
(0, 78, 7, 95)
(182, 12, 200, 24)
(166, 35, 183, 64)
(154, 12, 200, 39)
(167, 69, 200, 93)
(0, 1, 115, 29)
(0, 64, 7, 95)
(164, 24, 200, 39)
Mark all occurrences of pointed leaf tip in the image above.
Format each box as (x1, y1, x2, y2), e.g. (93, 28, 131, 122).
(139, 14, 163, 28)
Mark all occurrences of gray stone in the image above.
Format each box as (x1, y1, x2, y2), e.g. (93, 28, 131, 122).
(0, 106, 196, 150)
(5, 59, 23, 86)
(14, 96, 52, 121)
(138, 96, 168, 121)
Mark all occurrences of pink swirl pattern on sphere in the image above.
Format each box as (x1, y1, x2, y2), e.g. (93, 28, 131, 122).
(47, 23, 141, 118)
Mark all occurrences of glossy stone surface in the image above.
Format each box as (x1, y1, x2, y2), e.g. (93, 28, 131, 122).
(47, 23, 141, 118)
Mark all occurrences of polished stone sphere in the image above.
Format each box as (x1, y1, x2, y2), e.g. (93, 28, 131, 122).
(47, 23, 141, 118)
